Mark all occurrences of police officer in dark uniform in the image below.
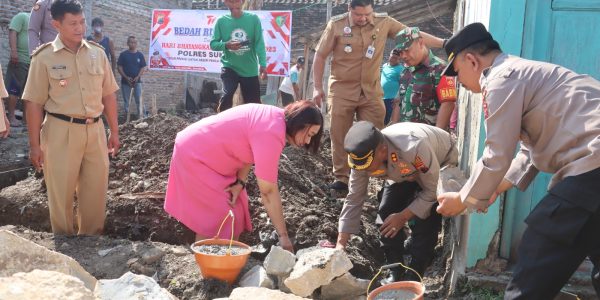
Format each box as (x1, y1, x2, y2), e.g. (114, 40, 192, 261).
(337, 121, 458, 283)
(436, 23, 600, 299)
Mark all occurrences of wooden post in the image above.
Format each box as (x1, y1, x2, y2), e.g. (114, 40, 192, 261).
(151, 94, 158, 115)
(139, 90, 144, 118)
(301, 43, 310, 100)
(126, 87, 134, 123)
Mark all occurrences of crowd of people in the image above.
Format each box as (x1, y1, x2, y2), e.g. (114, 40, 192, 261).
(1, 0, 598, 298)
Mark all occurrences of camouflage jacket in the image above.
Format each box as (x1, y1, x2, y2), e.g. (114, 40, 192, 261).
(397, 50, 451, 125)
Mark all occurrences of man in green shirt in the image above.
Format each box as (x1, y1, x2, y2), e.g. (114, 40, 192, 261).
(4, 10, 31, 127)
(210, 0, 267, 112)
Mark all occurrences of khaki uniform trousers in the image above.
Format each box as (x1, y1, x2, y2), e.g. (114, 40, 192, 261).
(329, 93, 385, 183)
(41, 115, 109, 235)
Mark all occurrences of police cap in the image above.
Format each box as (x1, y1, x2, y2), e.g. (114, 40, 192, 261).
(442, 22, 496, 76)
(344, 121, 383, 170)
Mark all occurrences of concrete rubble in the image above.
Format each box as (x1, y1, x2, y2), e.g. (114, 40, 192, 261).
(229, 287, 309, 300)
(320, 273, 370, 300)
(284, 248, 353, 297)
(239, 265, 275, 289)
(94, 271, 177, 300)
(0, 269, 96, 300)
(264, 245, 296, 276)
(0, 230, 97, 291)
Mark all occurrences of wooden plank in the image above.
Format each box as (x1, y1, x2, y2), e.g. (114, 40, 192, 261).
(119, 192, 165, 200)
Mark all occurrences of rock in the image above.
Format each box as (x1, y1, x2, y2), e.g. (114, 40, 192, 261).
(277, 274, 292, 294)
(284, 248, 353, 297)
(141, 248, 165, 265)
(229, 287, 309, 300)
(98, 245, 121, 257)
(95, 272, 176, 300)
(0, 270, 95, 300)
(0, 230, 97, 291)
(264, 246, 296, 276)
(170, 246, 189, 256)
(134, 122, 149, 129)
(239, 265, 274, 289)
(129, 262, 155, 276)
(321, 273, 369, 300)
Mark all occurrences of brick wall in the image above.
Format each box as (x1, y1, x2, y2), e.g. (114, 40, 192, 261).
(192, 1, 453, 60)
(1, 0, 190, 114)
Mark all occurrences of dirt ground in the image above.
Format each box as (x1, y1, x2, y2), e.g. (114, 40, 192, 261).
(0, 112, 454, 299)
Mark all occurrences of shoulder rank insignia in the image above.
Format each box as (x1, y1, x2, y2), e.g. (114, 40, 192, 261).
(400, 168, 412, 175)
(413, 155, 429, 173)
(31, 42, 52, 57)
(390, 152, 398, 162)
(374, 12, 388, 18)
(331, 12, 348, 22)
(370, 169, 385, 176)
(87, 40, 105, 50)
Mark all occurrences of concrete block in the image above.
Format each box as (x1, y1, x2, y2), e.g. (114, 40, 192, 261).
(94, 272, 176, 300)
(0, 270, 94, 300)
(239, 265, 275, 289)
(321, 273, 369, 300)
(284, 248, 353, 297)
(229, 287, 309, 300)
(264, 245, 296, 276)
(0, 230, 97, 291)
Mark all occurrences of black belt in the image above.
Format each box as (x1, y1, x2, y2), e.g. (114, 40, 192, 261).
(47, 112, 101, 124)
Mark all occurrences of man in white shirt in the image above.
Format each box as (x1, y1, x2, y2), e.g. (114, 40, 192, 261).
(279, 56, 304, 106)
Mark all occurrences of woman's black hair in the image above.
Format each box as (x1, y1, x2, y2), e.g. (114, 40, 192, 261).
(284, 100, 324, 154)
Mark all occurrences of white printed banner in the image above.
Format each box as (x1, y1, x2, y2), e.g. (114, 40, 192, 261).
(149, 9, 292, 76)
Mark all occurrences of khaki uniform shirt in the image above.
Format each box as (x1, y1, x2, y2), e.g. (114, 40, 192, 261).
(339, 123, 458, 234)
(0, 64, 8, 98)
(22, 37, 119, 118)
(28, 0, 58, 55)
(460, 53, 600, 210)
(0, 64, 7, 131)
(316, 13, 405, 101)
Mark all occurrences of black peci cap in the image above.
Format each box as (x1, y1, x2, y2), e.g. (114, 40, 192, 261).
(344, 121, 383, 170)
(442, 22, 496, 76)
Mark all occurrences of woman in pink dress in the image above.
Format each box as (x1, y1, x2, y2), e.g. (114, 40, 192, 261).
(165, 100, 323, 252)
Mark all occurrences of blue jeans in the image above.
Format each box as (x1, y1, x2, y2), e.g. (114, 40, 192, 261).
(121, 82, 146, 116)
(383, 98, 394, 125)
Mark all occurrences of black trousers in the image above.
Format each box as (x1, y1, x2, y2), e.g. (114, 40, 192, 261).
(280, 91, 294, 107)
(218, 67, 261, 112)
(377, 181, 442, 278)
(505, 167, 600, 300)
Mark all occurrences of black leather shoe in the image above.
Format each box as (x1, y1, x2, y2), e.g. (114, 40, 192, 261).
(329, 180, 349, 198)
(330, 180, 348, 191)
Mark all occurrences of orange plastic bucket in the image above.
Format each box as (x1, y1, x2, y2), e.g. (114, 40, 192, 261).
(191, 238, 251, 284)
(367, 281, 425, 300)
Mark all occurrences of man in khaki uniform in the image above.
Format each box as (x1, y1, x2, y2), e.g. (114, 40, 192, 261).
(23, 0, 120, 235)
(312, 0, 445, 195)
(436, 23, 600, 299)
(29, 0, 58, 55)
(0, 63, 11, 137)
(337, 121, 457, 283)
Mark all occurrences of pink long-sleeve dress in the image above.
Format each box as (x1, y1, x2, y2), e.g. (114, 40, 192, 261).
(164, 104, 286, 238)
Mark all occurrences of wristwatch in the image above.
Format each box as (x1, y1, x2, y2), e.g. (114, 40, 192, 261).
(234, 178, 247, 189)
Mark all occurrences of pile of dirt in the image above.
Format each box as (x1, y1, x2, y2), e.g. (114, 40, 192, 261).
(108, 113, 191, 194)
(0, 112, 451, 299)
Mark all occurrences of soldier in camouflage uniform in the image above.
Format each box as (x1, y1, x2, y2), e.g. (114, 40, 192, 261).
(390, 27, 456, 130)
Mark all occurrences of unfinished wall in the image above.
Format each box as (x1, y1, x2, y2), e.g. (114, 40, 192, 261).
(1, 0, 190, 114)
